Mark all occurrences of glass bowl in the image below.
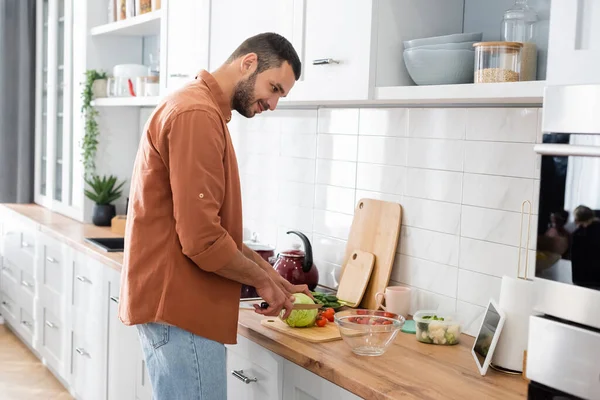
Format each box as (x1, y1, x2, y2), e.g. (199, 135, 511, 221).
(334, 310, 405, 356)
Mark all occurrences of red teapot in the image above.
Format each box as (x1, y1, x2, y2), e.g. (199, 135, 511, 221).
(273, 231, 319, 290)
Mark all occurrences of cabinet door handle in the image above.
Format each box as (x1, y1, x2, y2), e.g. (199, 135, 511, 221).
(1, 301, 10, 308)
(75, 347, 90, 357)
(169, 73, 189, 78)
(1, 266, 12, 274)
(76, 275, 91, 284)
(313, 58, 340, 65)
(21, 280, 33, 288)
(45, 320, 57, 329)
(21, 241, 30, 248)
(46, 256, 57, 263)
(232, 370, 258, 384)
(21, 320, 32, 328)
(110, 296, 120, 304)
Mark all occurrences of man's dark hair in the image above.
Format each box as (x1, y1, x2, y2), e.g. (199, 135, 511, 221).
(227, 32, 302, 80)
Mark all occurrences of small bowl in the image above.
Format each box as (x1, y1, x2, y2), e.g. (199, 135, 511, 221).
(403, 32, 483, 49)
(334, 309, 405, 356)
(413, 310, 462, 345)
(405, 41, 477, 51)
(403, 48, 475, 85)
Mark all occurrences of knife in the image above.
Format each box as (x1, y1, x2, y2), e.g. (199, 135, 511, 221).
(260, 302, 322, 310)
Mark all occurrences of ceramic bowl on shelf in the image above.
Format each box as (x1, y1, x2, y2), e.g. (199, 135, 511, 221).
(406, 41, 477, 51)
(403, 32, 483, 49)
(334, 309, 405, 356)
(403, 48, 475, 85)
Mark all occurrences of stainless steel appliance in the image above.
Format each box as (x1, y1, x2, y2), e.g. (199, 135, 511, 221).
(528, 84, 600, 400)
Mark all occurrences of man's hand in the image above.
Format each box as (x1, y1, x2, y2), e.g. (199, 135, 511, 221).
(253, 277, 294, 319)
(275, 273, 314, 300)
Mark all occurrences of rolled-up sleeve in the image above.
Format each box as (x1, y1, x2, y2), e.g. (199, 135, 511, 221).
(162, 109, 239, 272)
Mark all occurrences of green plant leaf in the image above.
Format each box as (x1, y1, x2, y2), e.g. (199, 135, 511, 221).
(84, 174, 126, 205)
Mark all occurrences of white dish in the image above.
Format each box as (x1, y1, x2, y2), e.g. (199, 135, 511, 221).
(403, 32, 483, 49)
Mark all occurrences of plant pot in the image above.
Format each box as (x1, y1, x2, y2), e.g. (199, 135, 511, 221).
(92, 79, 108, 98)
(92, 204, 116, 227)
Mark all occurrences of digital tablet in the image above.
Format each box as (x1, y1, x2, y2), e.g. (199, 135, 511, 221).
(472, 298, 506, 376)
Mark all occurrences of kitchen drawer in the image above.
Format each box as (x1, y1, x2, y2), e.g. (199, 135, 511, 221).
(71, 323, 106, 400)
(18, 267, 36, 303)
(72, 253, 104, 319)
(40, 306, 65, 372)
(0, 291, 18, 323)
(3, 233, 35, 276)
(227, 350, 283, 400)
(227, 335, 283, 375)
(39, 235, 67, 296)
(0, 259, 18, 289)
(17, 306, 35, 347)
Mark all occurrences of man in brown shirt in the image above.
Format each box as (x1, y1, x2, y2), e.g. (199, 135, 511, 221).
(119, 33, 308, 399)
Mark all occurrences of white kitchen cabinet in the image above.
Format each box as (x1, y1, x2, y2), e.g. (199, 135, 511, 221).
(162, 0, 210, 93)
(208, 0, 296, 71)
(226, 335, 284, 400)
(283, 361, 362, 400)
(546, 0, 600, 85)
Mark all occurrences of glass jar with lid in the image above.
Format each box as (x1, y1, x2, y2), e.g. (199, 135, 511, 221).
(473, 42, 523, 83)
(501, 0, 538, 81)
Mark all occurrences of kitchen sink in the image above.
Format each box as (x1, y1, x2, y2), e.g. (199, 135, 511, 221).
(84, 237, 124, 252)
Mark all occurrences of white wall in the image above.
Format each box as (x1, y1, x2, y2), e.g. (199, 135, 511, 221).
(230, 106, 542, 336)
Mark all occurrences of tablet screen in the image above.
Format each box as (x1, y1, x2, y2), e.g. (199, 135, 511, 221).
(473, 302, 502, 368)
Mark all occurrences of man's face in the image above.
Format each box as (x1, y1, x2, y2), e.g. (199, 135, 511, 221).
(232, 61, 296, 118)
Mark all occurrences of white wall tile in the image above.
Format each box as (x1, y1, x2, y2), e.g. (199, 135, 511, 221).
(313, 210, 353, 240)
(314, 259, 342, 288)
(391, 255, 458, 298)
(464, 142, 536, 178)
(243, 113, 280, 133)
(318, 108, 359, 134)
(461, 206, 537, 248)
(278, 157, 316, 184)
(278, 182, 315, 209)
(316, 160, 356, 188)
(457, 301, 486, 337)
(312, 234, 348, 266)
(355, 190, 403, 205)
(276, 227, 312, 254)
(462, 174, 535, 213)
(277, 109, 318, 134)
(407, 138, 464, 172)
(357, 136, 407, 166)
(388, 282, 457, 315)
(359, 108, 408, 137)
(399, 226, 459, 267)
(247, 220, 278, 248)
(457, 269, 502, 307)
(246, 131, 281, 155)
(281, 132, 317, 159)
(314, 184, 356, 215)
(402, 197, 461, 235)
(405, 168, 463, 204)
(466, 108, 538, 143)
(459, 238, 520, 278)
(356, 164, 406, 195)
(241, 154, 280, 180)
(536, 108, 543, 144)
(277, 204, 314, 233)
(316, 134, 358, 161)
(409, 109, 466, 140)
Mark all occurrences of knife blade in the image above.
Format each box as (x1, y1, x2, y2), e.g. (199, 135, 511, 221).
(260, 301, 322, 310)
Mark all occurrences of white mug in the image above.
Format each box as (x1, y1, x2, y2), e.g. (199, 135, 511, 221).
(375, 286, 411, 317)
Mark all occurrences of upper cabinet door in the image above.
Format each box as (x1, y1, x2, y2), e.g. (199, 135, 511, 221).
(162, 0, 210, 93)
(285, 0, 376, 102)
(208, 0, 296, 71)
(546, 0, 600, 85)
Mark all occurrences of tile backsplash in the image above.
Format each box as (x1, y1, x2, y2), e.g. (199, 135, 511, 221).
(230, 106, 541, 336)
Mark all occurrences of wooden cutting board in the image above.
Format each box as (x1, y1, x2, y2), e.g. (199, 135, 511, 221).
(261, 318, 341, 343)
(340, 199, 402, 310)
(336, 249, 375, 307)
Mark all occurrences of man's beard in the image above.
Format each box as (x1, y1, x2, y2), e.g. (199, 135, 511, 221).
(232, 70, 258, 118)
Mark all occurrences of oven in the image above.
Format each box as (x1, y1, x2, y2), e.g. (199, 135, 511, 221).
(528, 84, 600, 400)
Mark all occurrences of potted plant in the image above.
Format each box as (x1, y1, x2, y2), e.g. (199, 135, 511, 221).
(85, 174, 126, 226)
(81, 69, 107, 178)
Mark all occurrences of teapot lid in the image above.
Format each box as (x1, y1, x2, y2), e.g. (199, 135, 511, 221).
(243, 232, 275, 252)
(281, 243, 304, 258)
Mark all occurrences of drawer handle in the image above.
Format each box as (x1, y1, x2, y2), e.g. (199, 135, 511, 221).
(110, 296, 120, 304)
(1, 266, 13, 274)
(232, 370, 258, 384)
(1, 301, 10, 308)
(45, 320, 57, 329)
(46, 256, 57, 263)
(76, 275, 91, 284)
(21, 280, 33, 288)
(21, 320, 32, 328)
(313, 58, 340, 65)
(169, 73, 189, 78)
(22, 241, 31, 248)
(75, 347, 90, 357)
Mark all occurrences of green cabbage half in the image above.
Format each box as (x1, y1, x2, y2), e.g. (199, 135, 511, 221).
(280, 293, 319, 328)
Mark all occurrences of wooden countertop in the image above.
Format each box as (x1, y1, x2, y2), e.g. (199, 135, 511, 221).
(1, 204, 528, 399)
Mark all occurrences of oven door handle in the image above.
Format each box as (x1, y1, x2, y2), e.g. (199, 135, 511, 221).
(534, 143, 600, 157)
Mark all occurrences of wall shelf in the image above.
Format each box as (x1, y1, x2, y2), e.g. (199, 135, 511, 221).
(91, 97, 160, 107)
(90, 10, 161, 37)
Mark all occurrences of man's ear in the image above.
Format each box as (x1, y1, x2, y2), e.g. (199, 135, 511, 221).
(239, 53, 258, 75)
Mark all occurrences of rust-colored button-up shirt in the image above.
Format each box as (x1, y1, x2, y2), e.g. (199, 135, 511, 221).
(119, 70, 243, 345)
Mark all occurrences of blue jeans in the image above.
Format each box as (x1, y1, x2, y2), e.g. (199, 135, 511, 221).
(137, 322, 226, 400)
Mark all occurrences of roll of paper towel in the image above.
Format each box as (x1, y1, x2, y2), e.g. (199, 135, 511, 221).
(492, 275, 535, 372)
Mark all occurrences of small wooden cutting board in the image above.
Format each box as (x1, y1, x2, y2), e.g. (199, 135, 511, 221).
(261, 318, 341, 343)
(336, 249, 375, 307)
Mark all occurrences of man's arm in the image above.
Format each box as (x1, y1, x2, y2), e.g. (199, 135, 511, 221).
(162, 110, 292, 317)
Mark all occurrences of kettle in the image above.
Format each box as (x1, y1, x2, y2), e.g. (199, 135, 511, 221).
(273, 231, 319, 290)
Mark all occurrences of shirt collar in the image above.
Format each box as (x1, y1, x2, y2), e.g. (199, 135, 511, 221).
(196, 70, 232, 123)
